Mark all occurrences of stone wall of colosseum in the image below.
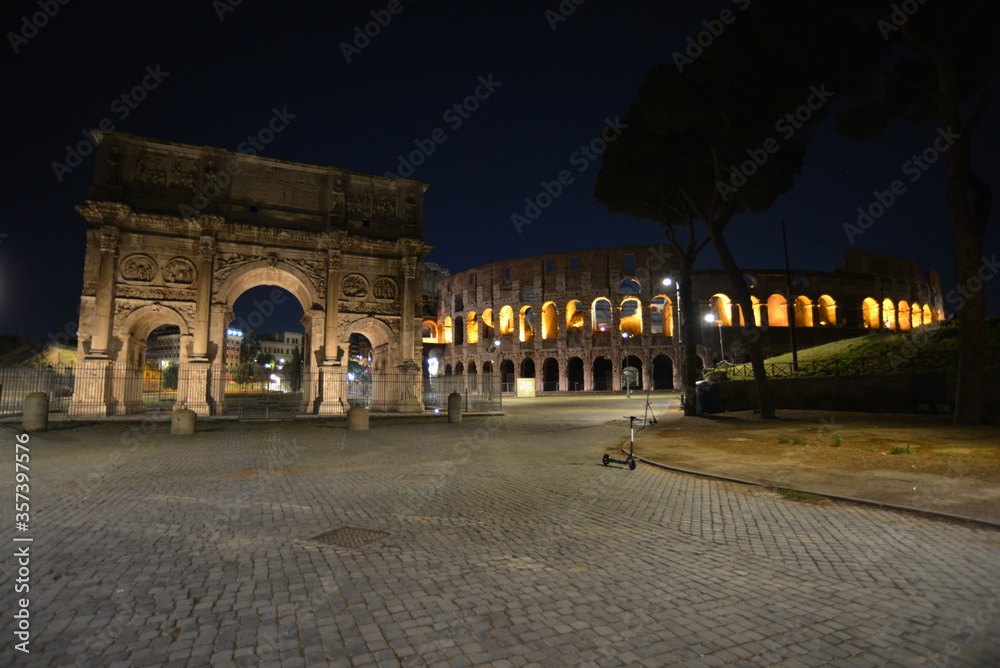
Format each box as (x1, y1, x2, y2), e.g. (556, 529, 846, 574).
(424, 246, 945, 393)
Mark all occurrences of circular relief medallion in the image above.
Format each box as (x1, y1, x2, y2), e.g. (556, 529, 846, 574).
(341, 273, 369, 299)
(120, 254, 157, 282)
(373, 276, 398, 301)
(162, 257, 197, 285)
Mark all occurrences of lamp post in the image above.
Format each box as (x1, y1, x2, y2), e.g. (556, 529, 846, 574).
(663, 277, 684, 400)
(485, 339, 500, 399)
(704, 313, 724, 365)
(621, 331, 632, 398)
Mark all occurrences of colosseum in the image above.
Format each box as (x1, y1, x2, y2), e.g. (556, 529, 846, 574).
(425, 246, 944, 393)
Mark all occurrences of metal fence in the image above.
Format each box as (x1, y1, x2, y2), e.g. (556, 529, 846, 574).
(0, 364, 502, 418)
(0, 365, 75, 416)
(722, 350, 998, 380)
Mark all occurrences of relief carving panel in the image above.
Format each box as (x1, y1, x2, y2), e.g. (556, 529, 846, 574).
(162, 257, 197, 284)
(373, 277, 398, 301)
(341, 273, 369, 299)
(121, 254, 157, 282)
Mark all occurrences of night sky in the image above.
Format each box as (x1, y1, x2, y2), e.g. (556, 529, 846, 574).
(2, 0, 998, 340)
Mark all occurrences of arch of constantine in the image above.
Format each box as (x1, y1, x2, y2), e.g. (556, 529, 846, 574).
(70, 132, 431, 416)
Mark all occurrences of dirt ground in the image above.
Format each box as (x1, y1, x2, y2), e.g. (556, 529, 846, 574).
(631, 408, 1000, 525)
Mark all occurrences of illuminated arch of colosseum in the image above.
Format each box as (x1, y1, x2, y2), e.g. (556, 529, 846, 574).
(427, 247, 944, 393)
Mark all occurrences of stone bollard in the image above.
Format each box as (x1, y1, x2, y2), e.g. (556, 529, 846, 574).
(447, 392, 462, 424)
(171, 408, 197, 435)
(347, 406, 369, 431)
(23, 392, 49, 432)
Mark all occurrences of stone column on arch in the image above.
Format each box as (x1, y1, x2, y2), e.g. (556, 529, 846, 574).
(191, 235, 216, 361)
(323, 247, 343, 364)
(70, 225, 120, 417)
(208, 302, 232, 415)
(400, 255, 418, 363)
(90, 225, 120, 357)
(185, 236, 215, 416)
(319, 246, 345, 415)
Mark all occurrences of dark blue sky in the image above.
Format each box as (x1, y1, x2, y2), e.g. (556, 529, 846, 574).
(1, 0, 997, 339)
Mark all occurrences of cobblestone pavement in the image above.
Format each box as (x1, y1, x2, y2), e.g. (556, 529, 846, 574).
(2, 395, 999, 667)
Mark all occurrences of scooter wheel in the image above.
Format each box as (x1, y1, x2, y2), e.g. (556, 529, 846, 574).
(628, 459, 636, 470)
(602, 454, 610, 466)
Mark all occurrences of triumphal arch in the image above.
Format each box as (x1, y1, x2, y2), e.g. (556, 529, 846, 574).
(70, 132, 431, 416)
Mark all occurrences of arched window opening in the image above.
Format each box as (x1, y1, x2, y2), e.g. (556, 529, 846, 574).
(519, 306, 535, 342)
(593, 357, 613, 391)
(817, 295, 836, 326)
(767, 294, 788, 327)
(619, 278, 641, 295)
(466, 312, 479, 344)
(709, 294, 735, 326)
(650, 295, 673, 336)
(443, 317, 454, 344)
(482, 308, 495, 340)
(652, 355, 673, 390)
(500, 360, 515, 392)
(541, 302, 558, 340)
(619, 297, 643, 336)
(566, 300, 584, 331)
(567, 357, 585, 392)
(882, 298, 896, 330)
(421, 320, 438, 343)
(898, 301, 912, 332)
(499, 305, 515, 337)
(794, 296, 814, 328)
(923, 304, 933, 326)
(910, 302, 923, 329)
(453, 315, 464, 345)
(862, 297, 879, 329)
(542, 357, 559, 392)
(592, 298, 613, 332)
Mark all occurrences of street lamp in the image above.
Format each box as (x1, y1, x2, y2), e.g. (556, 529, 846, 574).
(485, 339, 501, 397)
(621, 331, 634, 398)
(663, 277, 685, 403)
(704, 313, 725, 364)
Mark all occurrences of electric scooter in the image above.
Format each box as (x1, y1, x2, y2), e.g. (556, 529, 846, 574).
(602, 415, 639, 470)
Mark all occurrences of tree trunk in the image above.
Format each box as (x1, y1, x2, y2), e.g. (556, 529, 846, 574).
(707, 224, 778, 419)
(677, 258, 700, 416)
(947, 139, 991, 424)
(935, 48, 992, 424)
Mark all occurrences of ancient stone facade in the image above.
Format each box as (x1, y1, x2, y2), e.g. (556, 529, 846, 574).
(70, 132, 431, 416)
(429, 246, 945, 393)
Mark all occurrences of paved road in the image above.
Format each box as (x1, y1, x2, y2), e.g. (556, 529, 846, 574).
(1, 395, 998, 667)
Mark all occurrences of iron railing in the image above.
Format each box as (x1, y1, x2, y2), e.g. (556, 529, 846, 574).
(0, 364, 502, 418)
(722, 350, 997, 379)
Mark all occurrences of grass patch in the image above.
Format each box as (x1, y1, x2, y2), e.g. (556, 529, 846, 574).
(777, 437, 791, 444)
(832, 434, 843, 447)
(779, 488, 813, 501)
(853, 444, 877, 452)
(792, 437, 808, 446)
(889, 445, 914, 455)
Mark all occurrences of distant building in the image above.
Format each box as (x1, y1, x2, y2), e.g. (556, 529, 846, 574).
(428, 247, 945, 393)
(148, 326, 244, 368)
(224, 328, 243, 368)
(258, 331, 304, 363)
(145, 325, 181, 366)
